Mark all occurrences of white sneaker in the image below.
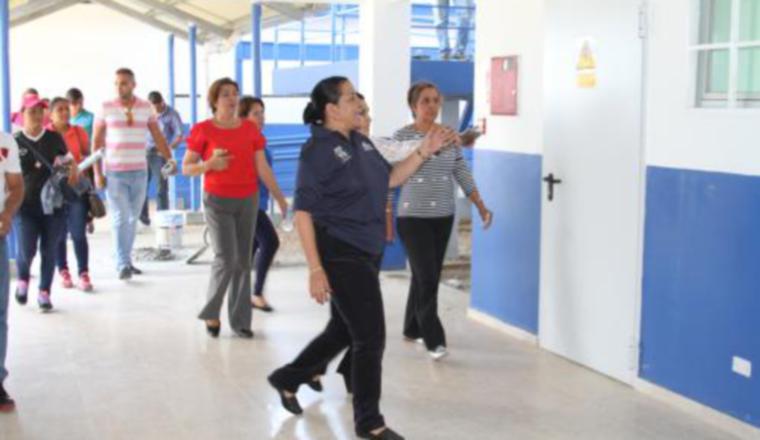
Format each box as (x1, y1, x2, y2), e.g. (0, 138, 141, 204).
(429, 346, 448, 361)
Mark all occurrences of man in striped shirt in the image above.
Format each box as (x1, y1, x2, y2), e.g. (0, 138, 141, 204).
(93, 68, 175, 280)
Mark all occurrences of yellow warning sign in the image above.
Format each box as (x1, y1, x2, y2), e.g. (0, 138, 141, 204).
(576, 38, 597, 89)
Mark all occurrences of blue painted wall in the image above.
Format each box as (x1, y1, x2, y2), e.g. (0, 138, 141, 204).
(641, 166, 760, 428)
(471, 149, 542, 334)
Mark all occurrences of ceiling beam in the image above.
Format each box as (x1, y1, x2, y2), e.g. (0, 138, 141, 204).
(92, 0, 193, 41)
(10, 0, 81, 27)
(128, 0, 232, 39)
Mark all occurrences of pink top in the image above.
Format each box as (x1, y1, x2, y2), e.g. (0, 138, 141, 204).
(94, 97, 156, 173)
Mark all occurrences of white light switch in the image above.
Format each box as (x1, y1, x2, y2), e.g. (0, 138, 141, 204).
(732, 356, 752, 378)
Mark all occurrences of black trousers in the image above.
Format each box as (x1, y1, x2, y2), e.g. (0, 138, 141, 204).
(396, 215, 454, 350)
(251, 210, 280, 296)
(269, 228, 386, 434)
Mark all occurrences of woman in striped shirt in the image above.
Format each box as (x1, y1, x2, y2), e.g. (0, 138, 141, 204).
(394, 81, 492, 360)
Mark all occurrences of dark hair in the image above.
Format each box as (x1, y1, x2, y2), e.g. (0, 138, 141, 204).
(115, 67, 135, 79)
(148, 91, 164, 105)
(238, 96, 265, 118)
(207, 77, 239, 114)
(407, 81, 440, 116)
(24, 88, 39, 96)
(303, 76, 349, 125)
(50, 97, 69, 110)
(66, 88, 83, 102)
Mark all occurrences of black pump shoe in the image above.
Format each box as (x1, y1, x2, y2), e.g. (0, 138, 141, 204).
(357, 427, 405, 440)
(268, 377, 303, 415)
(306, 378, 323, 392)
(206, 322, 221, 338)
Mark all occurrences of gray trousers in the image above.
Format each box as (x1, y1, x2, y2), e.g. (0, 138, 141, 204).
(198, 193, 258, 331)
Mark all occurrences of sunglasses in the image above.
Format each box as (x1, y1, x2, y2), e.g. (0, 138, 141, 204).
(122, 106, 134, 127)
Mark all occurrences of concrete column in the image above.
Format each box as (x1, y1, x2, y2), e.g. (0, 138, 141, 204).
(359, 0, 411, 137)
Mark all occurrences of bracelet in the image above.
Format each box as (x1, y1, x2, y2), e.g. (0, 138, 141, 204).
(310, 266, 324, 274)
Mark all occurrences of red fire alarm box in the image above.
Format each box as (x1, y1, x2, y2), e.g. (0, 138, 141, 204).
(490, 56, 518, 115)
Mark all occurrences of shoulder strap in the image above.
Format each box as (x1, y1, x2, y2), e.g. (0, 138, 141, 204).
(20, 134, 55, 172)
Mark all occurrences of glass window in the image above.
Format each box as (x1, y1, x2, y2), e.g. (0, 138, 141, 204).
(740, 0, 760, 41)
(738, 47, 760, 94)
(700, 0, 733, 43)
(694, 0, 760, 107)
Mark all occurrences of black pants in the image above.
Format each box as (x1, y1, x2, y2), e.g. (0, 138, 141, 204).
(397, 216, 454, 350)
(269, 228, 386, 434)
(252, 210, 280, 296)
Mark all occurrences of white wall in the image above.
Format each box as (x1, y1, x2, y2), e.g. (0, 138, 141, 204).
(645, 0, 760, 175)
(9, 3, 220, 122)
(474, 0, 545, 155)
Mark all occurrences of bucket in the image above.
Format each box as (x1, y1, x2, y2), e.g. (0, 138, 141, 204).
(154, 210, 185, 250)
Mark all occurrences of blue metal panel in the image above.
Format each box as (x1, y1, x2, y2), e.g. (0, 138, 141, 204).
(251, 4, 263, 97)
(411, 60, 474, 98)
(470, 149, 542, 334)
(641, 166, 760, 428)
(0, 0, 15, 260)
(168, 34, 175, 109)
(188, 24, 199, 211)
(0, 0, 8, 132)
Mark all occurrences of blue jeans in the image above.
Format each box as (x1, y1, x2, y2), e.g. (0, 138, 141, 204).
(57, 195, 89, 275)
(106, 170, 147, 271)
(140, 150, 168, 225)
(435, 0, 473, 56)
(15, 204, 67, 291)
(0, 239, 10, 381)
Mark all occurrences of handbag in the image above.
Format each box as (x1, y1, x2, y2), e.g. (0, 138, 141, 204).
(87, 191, 106, 219)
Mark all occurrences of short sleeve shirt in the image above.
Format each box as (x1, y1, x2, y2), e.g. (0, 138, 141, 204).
(0, 132, 22, 208)
(95, 98, 155, 173)
(70, 109, 95, 140)
(15, 130, 68, 209)
(294, 125, 391, 255)
(186, 119, 265, 199)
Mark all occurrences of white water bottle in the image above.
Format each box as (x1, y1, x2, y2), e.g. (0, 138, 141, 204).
(280, 208, 294, 233)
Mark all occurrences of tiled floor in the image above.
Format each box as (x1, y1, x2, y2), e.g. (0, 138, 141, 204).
(0, 226, 748, 439)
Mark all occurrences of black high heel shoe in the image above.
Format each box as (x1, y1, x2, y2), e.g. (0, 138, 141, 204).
(357, 427, 405, 440)
(267, 376, 303, 415)
(306, 378, 323, 392)
(206, 322, 221, 338)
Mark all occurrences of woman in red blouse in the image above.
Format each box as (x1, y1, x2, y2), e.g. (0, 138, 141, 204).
(49, 97, 94, 292)
(183, 78, 287, 338)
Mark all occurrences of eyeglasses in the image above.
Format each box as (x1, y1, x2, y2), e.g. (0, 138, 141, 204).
(122, 107, 134, 127)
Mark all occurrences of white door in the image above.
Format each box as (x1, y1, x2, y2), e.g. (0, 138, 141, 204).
(539, 0, 646, 384)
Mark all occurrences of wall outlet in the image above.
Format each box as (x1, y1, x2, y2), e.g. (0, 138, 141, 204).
(732, 356, 752, 378)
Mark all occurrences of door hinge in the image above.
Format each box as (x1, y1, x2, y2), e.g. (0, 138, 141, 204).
(638, 2, 649, 39)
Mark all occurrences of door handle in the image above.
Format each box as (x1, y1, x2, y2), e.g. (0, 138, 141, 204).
(543, 173, 562, 201)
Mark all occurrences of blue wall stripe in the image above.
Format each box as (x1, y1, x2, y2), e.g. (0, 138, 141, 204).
(641, 165, 760, 428)
(471, 149, 542, 334)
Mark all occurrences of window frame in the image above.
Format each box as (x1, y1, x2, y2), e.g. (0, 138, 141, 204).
(692, 0, 760, 108)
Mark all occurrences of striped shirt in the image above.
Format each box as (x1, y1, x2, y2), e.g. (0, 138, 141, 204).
(393, 125, 477, 218)
(95, 97, 156, 173)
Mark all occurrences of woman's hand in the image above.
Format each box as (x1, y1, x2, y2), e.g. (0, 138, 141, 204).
(276, 196, 289, 220)
(479, 206, 494, 230)
(420, 126, 454, 158)
(309, 267, 332, 305)
(205, 152, 230, 171)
